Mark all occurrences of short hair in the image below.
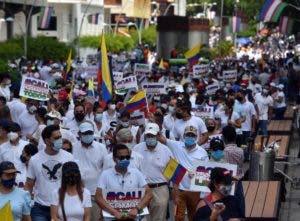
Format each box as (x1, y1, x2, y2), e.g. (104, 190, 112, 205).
(119, 111, 130, 119)
(23, 143, 38, 156)
(112, 144, 129, 158)
(154, 112, 164, 126)
(36, 107, 47, 119)
(42, 125, 60, 141)
(222, 125, 236, 143)
(74, 103, 85, 112)
(9, 122, 21, 132)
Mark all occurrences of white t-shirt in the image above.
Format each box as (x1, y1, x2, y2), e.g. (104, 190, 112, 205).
(166, 139, 208, 190)
(7, 98, 27, 122)
(163, 113, 176, 131)
(274, 91, 286, 108)
(51, 188, 92, 221)
(234, 100, 256, 132)
(172, 115, 208, 141)
(17, 111, 39, 139)
(254, 93, 273, 120)
(133, 142, 173, 184)
(102, 111, 117, 131)
(72, 141, 107, 195)
(27, 149, 74, 206)
(215, 110, 240, 129)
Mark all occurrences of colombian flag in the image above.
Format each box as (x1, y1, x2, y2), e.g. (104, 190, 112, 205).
(0, 201, 14, 221)
(163, 158, 187, 185)
(126, 90, 147, 113)
(87, 78, 95, 97)
(184, 44, 201, 66)
(66, 49, 72, 74)
(101, 33, 113, 105)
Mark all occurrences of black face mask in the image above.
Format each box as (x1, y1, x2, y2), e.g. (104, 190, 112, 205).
(236, 96, 243, 102)
(75, 113, 85, 122)
(175, 112, 183, 119)
(207, 126, 215, 132)
(20, 155, 27, 164)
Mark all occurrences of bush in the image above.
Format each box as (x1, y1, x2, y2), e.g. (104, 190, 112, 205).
(0, 41, 23, 60)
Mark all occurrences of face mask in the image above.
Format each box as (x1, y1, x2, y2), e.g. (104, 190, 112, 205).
(211, 150, 224, 161)
(145, 137, 157, 147)
(1, 178, 16, 189)
(47, 119, 53, 126)
(81, 134, 94, 144)
(120, 121, 130, 128)
(218, 184, 232, 196)
(236, 96, 243, 102)
(168, 106, 175, 114)
(187, 87, 194, 93)
(184, 137, 196, 147)
(207, 126, 215, 132)
(175, 112, 183, 119)
(124, 142, 134, 149)
(95, 113, 103, 122)
(75, 113, 85, 122)
(109, 104, 116, 110)
(20, 155, 27, 164)
(28, 106, 37, 114)
(52, 138, 63, 151)
(8, 132, 19, 141)
(117, 159, 130, 169)
(154, 102, 161, 107)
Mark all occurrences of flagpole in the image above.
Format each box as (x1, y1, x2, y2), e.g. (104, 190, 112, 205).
(288, 3, 300, 11)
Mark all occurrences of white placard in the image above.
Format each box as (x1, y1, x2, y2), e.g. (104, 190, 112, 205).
(193, 64, 209, 75)
(190, 161, 237, 194)
(192, 105, 214, 121)
(113, 71, 124, 82)
(222, 70, 237, 82)
(206, 83, 219, 95)
(142, 83, 166, 94)
(76, 65, 98, 79)
(134, 63, 151, 83)
(115, 76, 138, 91)
(19, 77, 49, 101)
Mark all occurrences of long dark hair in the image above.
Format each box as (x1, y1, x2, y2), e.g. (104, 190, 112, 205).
(58, 161, 84, 221)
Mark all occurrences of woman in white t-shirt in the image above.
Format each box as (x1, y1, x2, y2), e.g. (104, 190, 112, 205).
(50, 161, 92, 221)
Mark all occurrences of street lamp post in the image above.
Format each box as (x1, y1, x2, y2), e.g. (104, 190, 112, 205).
(219, 0, 224, 42)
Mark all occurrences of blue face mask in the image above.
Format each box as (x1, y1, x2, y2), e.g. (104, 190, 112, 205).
(184, 137, 196, 147)
(52, 138, 63, 152)
(117, 159, 130, 169)
(211, 150, 224, 161)
(168, 106, 175, 114)
(95, 113, 103, 122)
(120, 121, 130, 128)
(1, 178, 16, 189)
(81, 134, 94, 144)
(145, 137, 157, 147)
(47, 119, 53, 126)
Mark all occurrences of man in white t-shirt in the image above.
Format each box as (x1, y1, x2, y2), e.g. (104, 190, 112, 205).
(7, 86, 26, 122)
(254, 89, 273, 135)
(96, 144, 152, 221)
(172, 103, 208, 145)
(72, 121, 108, 221)
(158, 125, 209, 221)
(25, 125, 74, 221)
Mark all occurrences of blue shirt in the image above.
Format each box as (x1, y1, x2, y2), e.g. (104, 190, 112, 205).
(0, 187, 31, 221)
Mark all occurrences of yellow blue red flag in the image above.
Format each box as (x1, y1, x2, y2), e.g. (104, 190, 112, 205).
(0, 201, 14, 221)
(163, 158, 187, 185)
(126, 90, 147, 112)
(184, 44, 201, 65)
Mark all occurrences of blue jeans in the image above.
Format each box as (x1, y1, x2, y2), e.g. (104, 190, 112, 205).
(31, 203, 51, 221)
(258, 120, 268, 136)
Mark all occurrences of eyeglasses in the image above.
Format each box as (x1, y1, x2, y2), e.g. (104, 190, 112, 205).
(117, 155, 131, 160)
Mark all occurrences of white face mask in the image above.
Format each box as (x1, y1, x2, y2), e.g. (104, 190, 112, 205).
(109, 104, 116, 110)
(8, 132, 19, 141)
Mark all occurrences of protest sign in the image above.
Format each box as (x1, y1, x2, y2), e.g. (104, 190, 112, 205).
(113, 71, 124, 82)
(130, 111, 146, 126)
(193, 64, 209, 76)
(19, 77, 49, 101)
(206, 83, 219, 95)
(134, 63, 150, 84)
(76, 65, 98, 79)
(102, 188, 149, 218)
(190, 161, 237, 193)
(115, 76, 138, 91)
(222, 70, 237, 82)
(142, 83, 166, 94)
(192, 105, 214, 122)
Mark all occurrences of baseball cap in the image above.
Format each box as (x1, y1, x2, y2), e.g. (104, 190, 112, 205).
(47, 111, 62, 121)
(184, 125, 197, 136)
(145, 123, 160, 135)
(210, 167, 233, 185)
(0, 161, 20, 174)
(79, 121, 94, 133)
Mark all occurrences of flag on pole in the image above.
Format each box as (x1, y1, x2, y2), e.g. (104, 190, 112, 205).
(232, 16, 241, 33)
(66, 49, 72, 74)
(184, 44, 201, 65)
(259, 0, 288, 23)
(163, 158, 187, 185)
(158, 59, 165, 69)
(101, 33, 113, 105)
(0, 202, 14, 221)
(279, 16, 293, 35)
(126, 90, 147, 112)
(87, 78, 95, 97)
(39, 7, 54, 29)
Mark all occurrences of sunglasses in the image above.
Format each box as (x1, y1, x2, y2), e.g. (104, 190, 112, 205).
(117, 155, 131, 160)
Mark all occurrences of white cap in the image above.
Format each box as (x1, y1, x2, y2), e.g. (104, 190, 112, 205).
(79, 121, 94, 133)
(47, 111, 62, 120)
(145, 123, 160, 135)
